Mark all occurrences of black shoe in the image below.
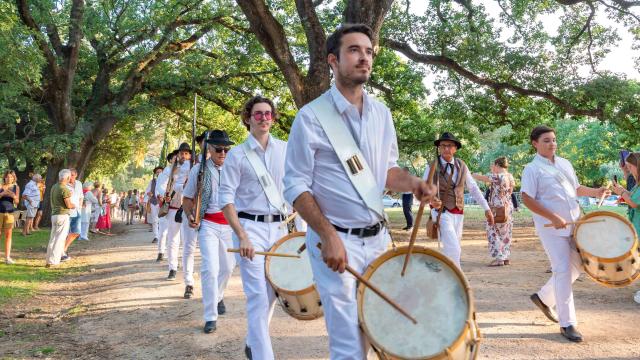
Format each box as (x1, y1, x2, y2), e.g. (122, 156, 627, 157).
(244, 345, 252, 360)
(217, 300, 226, 315)
(203, 320, 216, 334)
(184, 285, 194, 299)
(152, 238, 158, 244)
(156, 253, 164, 262)
(167, 270, 176, 281)
(530, 293, 559, 323)
(402, 226, 413, 231)
(561, 325, 583, 342)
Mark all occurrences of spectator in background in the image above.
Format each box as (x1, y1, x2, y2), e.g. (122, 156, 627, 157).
(46, 169, 74, 267)
(126, 189, 139, 225)
(80, 182, 99, 241)
(401, 167, 414, 231)
(90, 182, 103, 233)
(110, 189, 118, 219)
(0, 170, 19, 264)
(21, 174, 42, 235)
(96, 189, 112, 234)
(33, 178, 46, 230)
(61, 168, 83, 262)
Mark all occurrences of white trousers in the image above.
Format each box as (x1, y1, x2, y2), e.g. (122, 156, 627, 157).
(234, 218, 286, 360)
(432, 209, 464, 267)
(166, 209, 182, 271)
(306, 227, 390, 360)
(149, 204, 160, 240)
(199, 220, 235, 321)
(157, 216, 169, 254)
(182, 220, 198, 286)
(537, 234, 582, 327)
(46, 215, 70, 265)
(80, 221, 89, 240)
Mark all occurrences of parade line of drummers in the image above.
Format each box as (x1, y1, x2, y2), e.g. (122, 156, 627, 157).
(137, 24, 639, 360)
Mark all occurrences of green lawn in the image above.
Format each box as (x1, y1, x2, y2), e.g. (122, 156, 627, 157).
(385, 204, 628, 227)
(0, 229, 87, 304)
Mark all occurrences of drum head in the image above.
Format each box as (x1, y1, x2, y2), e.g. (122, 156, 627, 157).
(575, 211, 636, 259)
(267, 233, 314, 292)
(359, 247, 470, 359)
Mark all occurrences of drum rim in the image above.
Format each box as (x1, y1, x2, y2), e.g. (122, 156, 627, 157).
(573, 211, 639, 263)
(357, 245, 477, 360)
(265, 231, 316, 296)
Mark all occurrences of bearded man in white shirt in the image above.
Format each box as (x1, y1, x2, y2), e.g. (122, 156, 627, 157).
(522, 125, 609, 343)
(422, 132, 494, 267)
(183, 130, 236, 334)
(154, 151, 178, 262)
(283, 24, 436, 359)
(220, 96, 288, 360)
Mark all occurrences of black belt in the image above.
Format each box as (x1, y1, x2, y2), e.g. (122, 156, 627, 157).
(333, 222, 385, 238)
(238, 211, 283, 223)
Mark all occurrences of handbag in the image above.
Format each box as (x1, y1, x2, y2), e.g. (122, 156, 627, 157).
(174, 207, 183, 223)
(488, 176, 509, 224)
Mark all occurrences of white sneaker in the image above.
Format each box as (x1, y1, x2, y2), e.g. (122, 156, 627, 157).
(5, 258, 15, 264)
(634, 291, 640, 304)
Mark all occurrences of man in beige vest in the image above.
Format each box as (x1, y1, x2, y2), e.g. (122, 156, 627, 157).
(423, 132, 494, 267)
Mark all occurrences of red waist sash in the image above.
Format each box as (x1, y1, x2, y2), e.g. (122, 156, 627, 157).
(203, 212, 228, 225)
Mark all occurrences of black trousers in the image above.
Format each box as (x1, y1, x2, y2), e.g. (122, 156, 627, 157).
(402, 193, 413, 228)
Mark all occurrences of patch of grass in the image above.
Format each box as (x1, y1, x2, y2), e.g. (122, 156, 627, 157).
(39, 347, 55, 355)
(10, 229, 51, 251)
(66, 304, 87, 316)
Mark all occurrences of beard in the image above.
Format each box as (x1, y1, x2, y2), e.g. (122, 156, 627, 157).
(337, 67, 370, 87)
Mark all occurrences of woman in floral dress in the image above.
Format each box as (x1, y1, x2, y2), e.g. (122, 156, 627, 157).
(473, 157, 515, 266)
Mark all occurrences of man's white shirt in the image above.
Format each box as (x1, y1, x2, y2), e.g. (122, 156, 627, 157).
(23, 180, 41, 204)
(183, 160, 224, 214)
(66, 180, 83, 217)
(283, 85, 399, 228)
(219, 134, 287, 215)
(422, 157, 490, 211)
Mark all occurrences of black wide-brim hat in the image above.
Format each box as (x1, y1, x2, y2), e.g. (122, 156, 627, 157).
(178, 142, 191, 152)
(206, 130, 235, 146)
(434, 132, 462, 149)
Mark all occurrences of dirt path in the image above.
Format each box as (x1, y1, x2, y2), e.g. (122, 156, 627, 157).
(2, 221, 640, 359)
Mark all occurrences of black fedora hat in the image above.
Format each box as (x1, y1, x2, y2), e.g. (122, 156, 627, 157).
(206, 130, 235, 146)
(177, 142, 191, 152)
(434, 132, 462, 149)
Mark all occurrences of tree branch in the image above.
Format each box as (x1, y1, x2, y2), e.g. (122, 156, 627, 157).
(15, 0, 59, 79)
(383, 38, 605, 118)
(565, 1, 596, 58)
(295, 0, 328, 90)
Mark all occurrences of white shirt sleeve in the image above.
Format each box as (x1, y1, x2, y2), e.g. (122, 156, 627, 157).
(155, 169, 169, 197)
(386, 113, 400, 172)
(218, 148, 242, 208)
(283, 113, 316, 206)
(422, 164, 432, 180)
(520, 165, 537, 199)
(465, 170, 490, 211)
(183, 164, 200, 199)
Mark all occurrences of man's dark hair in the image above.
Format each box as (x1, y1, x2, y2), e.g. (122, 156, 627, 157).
(326, 23, 373, 60)
(529, 125, 555, 142)
(241, 95, 278, 131)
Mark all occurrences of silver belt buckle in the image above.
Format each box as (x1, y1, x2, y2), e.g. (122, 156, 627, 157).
(265, 214, 273, 223)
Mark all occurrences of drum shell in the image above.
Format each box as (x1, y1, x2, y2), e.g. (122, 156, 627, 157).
(265, 232, 323, 320)
(573, 211, 640, 288)
(357, 245, 481, 360)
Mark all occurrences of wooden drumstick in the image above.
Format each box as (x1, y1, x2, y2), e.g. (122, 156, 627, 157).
(543, 219, 605, 228)
(227, 249, 301, 258)
(316, 243, 417, 324)
(401, 159, 438, 277)
(278, 212, 298, 229)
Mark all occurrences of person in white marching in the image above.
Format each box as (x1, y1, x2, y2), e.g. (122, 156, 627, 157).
(160, 143, 191, 280)
(154, 150, 178, 262)
(283, 24, 436, 359)
(422, 132, 494, 267)
(521, 125, 609, 343)
(146, 166, 164, 244)
(180, 132, 208, 300)
(183, 129, 237, 334)
(220, 96, 288, 360)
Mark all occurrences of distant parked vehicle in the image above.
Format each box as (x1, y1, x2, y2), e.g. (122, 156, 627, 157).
(602, 195, 620, 207)
(383, 195, 401, 208)
(577, 196, 596, 208)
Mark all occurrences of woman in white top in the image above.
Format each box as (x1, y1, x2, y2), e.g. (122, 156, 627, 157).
(521, 125, 609, 343)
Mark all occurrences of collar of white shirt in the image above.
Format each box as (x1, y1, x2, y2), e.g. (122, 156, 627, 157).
(534, 153, 557, 165)
(329, 84, 371, 116)
(439, 156, 455, 167)
(247, 132, 276, 152)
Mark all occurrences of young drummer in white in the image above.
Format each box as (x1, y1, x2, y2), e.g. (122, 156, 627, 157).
(283, 24, 435, 359)
(422, 133, 494, 267)
(521, 125, 609, 343)
(145, 166, 163, 244)
(219, 97, 288, 360)
(183, 130, 237, 334)
(154, 151, 177, 262)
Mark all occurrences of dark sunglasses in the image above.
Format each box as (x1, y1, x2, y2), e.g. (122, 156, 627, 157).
(213, 146, 231, 153)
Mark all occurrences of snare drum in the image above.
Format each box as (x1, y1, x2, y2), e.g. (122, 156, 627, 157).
(265, 232, 323, 320)
(574, 211, 640, 288)
(358, 245, 480, 360)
